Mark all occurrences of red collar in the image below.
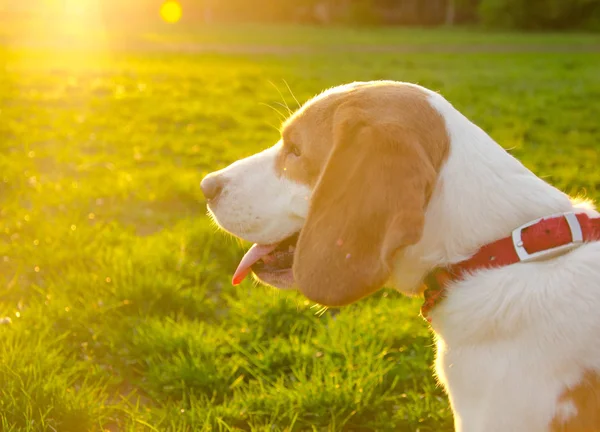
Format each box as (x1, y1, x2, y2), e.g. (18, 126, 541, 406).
(421, 212, 600, 322)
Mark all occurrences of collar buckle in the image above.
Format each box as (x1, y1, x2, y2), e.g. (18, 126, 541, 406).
(511, 212, 583, 263)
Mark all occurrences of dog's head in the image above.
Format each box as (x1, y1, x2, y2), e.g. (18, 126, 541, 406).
(202, 81, 449, 306)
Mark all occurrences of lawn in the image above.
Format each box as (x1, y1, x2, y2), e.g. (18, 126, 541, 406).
(1, 25, 600, 431)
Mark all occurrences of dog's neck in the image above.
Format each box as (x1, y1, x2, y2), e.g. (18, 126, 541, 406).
(390, 93, 573, 296)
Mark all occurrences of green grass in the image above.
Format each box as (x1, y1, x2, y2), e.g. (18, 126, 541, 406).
(1, 26, 600, 431)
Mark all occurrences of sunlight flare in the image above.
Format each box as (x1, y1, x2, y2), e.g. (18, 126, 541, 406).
(160, 1, 183, 24)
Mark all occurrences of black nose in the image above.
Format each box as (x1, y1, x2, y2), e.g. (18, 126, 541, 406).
(200, 173, 225, 201)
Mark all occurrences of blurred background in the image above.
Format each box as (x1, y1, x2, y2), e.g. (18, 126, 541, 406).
(1, 0, 600, 29)
(1, 1, 599, 431)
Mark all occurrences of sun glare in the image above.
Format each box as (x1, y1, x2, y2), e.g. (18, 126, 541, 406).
(160, 1, 183, 24)
(64, 0, 88, 16)
(8, 0, 109, 69)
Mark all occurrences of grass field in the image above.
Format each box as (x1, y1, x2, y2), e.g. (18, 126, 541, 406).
(1, 24, 600, 431)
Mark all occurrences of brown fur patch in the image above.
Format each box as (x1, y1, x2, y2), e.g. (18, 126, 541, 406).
(275, 87, 349, 187)
(551, 372, 600, 432)
(277, 82, 450, 306)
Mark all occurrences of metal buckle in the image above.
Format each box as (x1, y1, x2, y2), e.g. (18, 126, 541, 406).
(511, 212, 583, 263)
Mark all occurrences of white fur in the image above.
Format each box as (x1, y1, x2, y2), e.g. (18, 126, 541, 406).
(205, 82, 600, 431)
(390, 88, 600, 431)
(206, 141, 310, 244)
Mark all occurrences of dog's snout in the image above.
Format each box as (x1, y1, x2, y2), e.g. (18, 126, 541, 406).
(200, 173, 226, 201)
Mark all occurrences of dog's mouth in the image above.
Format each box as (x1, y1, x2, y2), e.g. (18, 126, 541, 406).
(232, 233, 299, 286)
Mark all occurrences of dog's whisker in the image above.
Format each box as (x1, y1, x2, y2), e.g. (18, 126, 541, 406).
(273, 101, 292, 117)
(315, 306, 329, 317)
(268, 80, 293, 115)
(266, 122, 282, 134)
(282, 79, 301, 109)
(258, 102, 287, 121)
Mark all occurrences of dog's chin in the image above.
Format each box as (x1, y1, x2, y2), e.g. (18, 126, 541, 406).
(252, 268, 296, 290)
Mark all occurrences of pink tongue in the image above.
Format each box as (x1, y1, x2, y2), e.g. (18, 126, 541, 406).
(232, 243, 279, 285)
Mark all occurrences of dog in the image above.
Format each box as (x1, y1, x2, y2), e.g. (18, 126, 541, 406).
(201, 81, 600, 431)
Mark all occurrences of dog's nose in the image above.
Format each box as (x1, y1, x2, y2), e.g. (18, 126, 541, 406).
(200, 173, 225, 201)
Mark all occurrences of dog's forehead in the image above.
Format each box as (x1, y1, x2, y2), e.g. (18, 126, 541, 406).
(286, 81, 433, 128)
(281, 81, 441, 158)
(302, 82, 368, 113)
(283, 85, 359, 135)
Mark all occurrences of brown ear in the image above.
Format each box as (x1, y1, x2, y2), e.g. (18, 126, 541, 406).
(293, 107, 440, 306)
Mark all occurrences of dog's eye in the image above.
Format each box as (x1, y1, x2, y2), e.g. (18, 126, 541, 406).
(288, 143, 301, 157)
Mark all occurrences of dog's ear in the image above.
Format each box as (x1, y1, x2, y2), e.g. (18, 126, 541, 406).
(293, 105, 441, 306)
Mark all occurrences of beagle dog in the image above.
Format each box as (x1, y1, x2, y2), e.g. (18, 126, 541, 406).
(201, 81, 600, 431)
